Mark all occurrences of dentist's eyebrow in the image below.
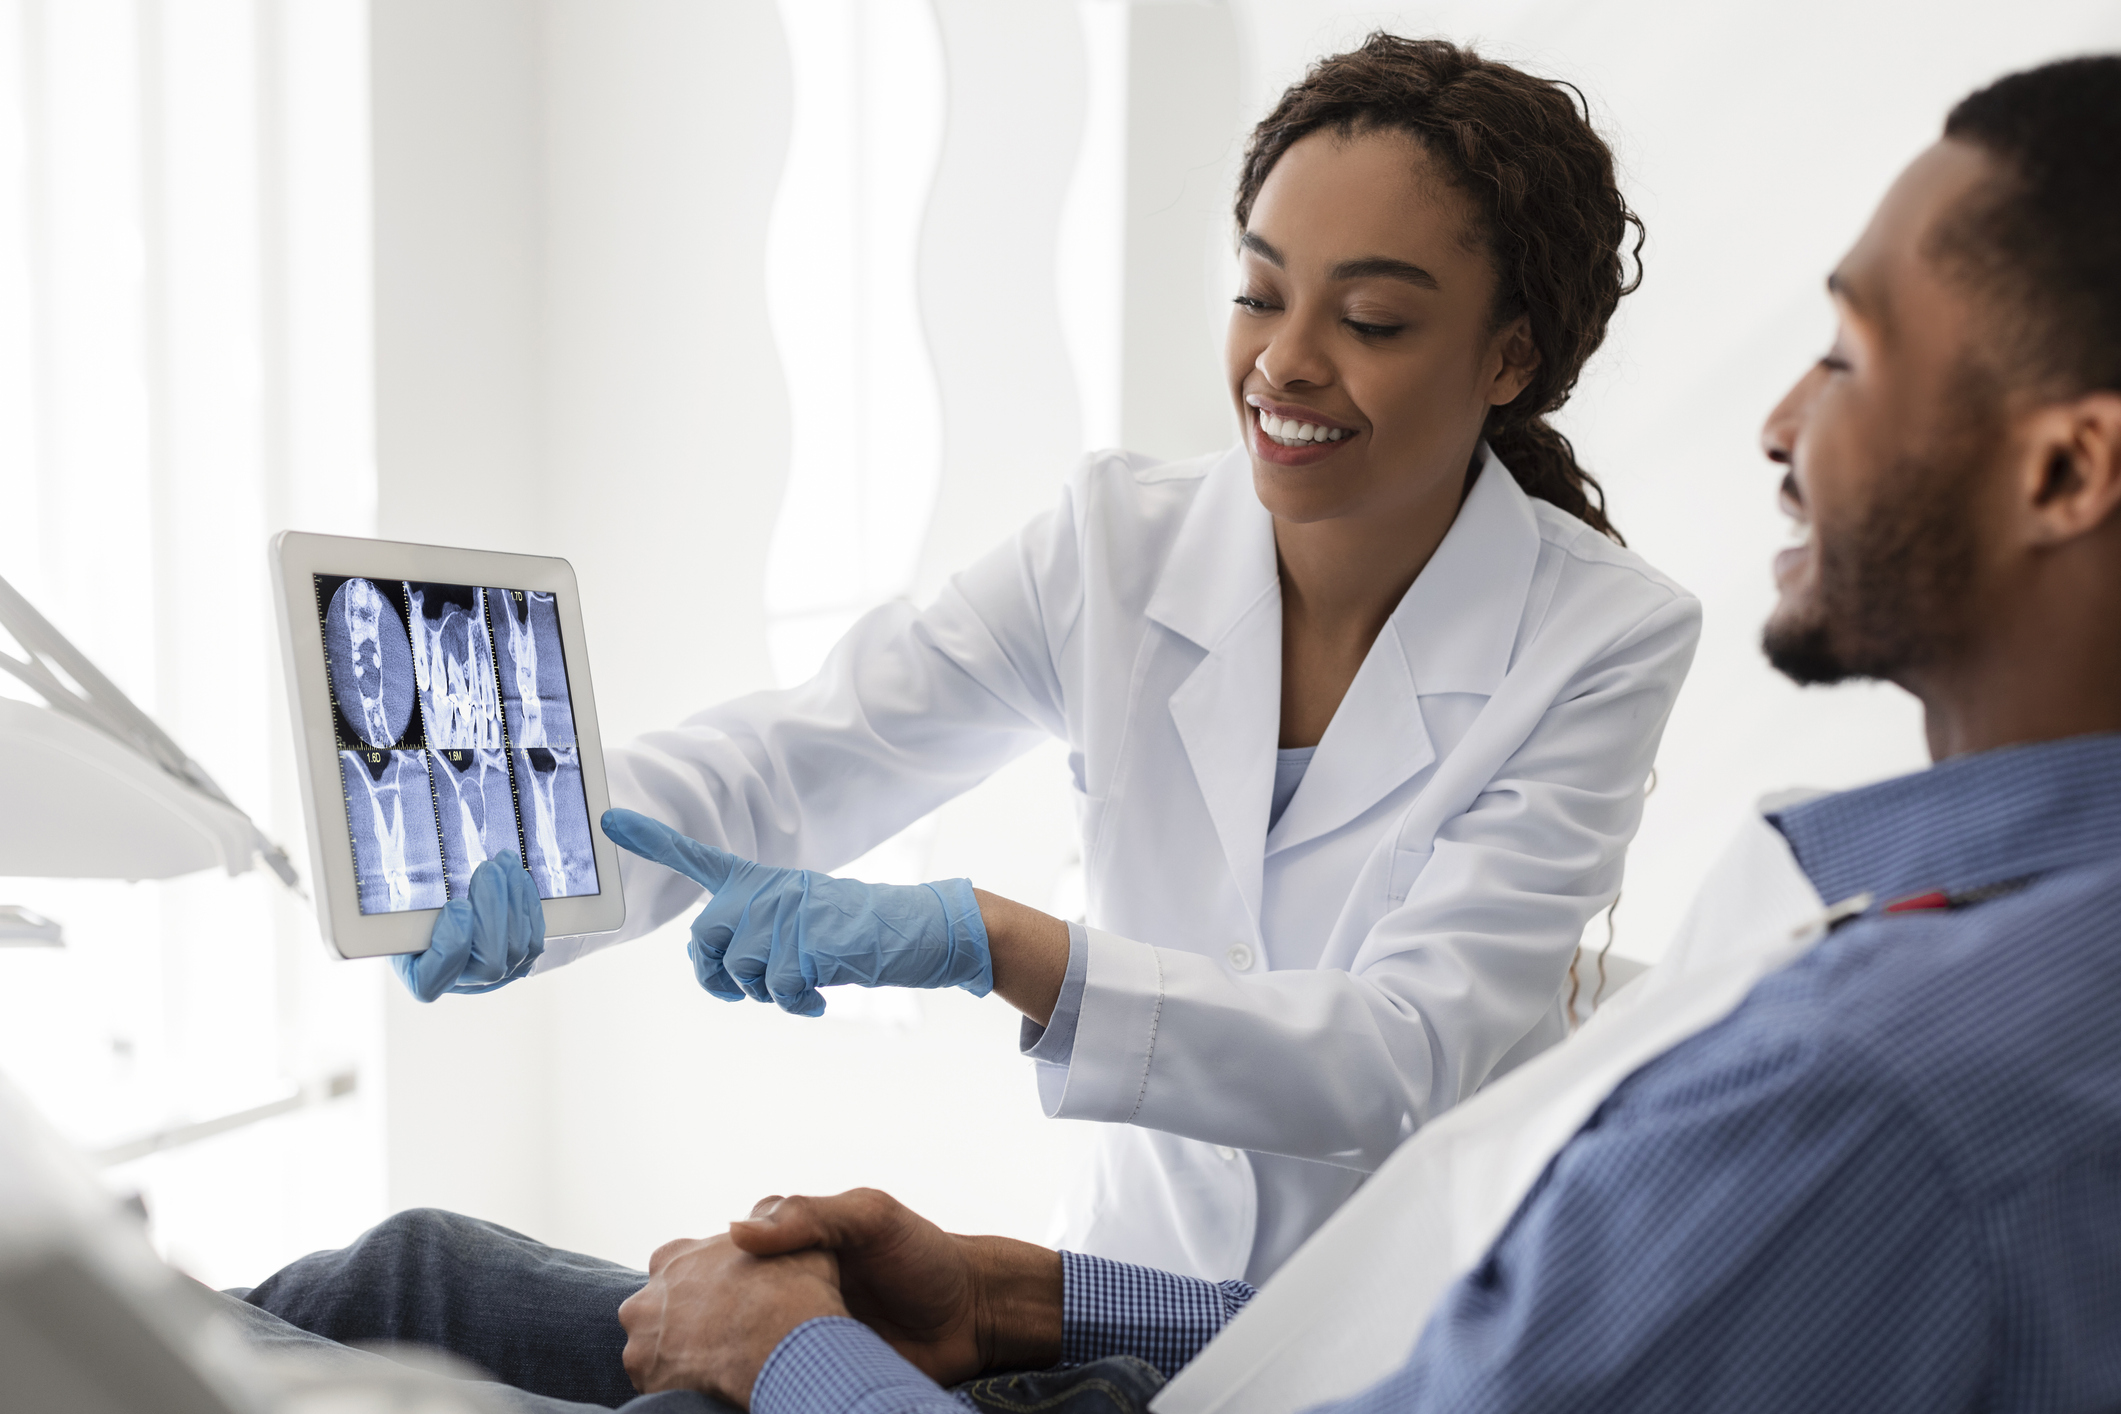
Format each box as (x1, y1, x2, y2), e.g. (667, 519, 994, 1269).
(1240, 231, 1285, 266)
(1329, 256, 1440, 290)
(1242, 233, 1440, 291)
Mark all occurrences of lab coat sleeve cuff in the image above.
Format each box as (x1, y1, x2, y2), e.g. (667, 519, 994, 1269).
(1044, 928, 1166, 1123)
(1020, 923, 1091, 1116)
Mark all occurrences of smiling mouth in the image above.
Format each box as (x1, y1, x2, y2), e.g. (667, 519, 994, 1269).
(1774, 471, 1814, 588)
(1774, 536, 1813, 582)
(1779, 469, 1805, 517)
(1255, 405, 1351, 447)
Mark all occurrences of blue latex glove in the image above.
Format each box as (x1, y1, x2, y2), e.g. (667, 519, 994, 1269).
(600, 808, 991, 1018)
(392, 853, 546, 1002)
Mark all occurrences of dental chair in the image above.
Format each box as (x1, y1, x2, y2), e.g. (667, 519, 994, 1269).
(0, 574, 485, 1412)
(0, 1069, 495, 1414)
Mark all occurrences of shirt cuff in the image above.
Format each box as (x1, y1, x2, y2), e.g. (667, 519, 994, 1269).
(1059, 1250, 1257, 1378)
(752, 1316, 973, 1414)
(1020, 923, 1090, 1112)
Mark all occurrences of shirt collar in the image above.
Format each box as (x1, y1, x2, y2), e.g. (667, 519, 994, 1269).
(1769, 732, 2121, 907)
(1143, 447, 1277, 652)
(1144, 443, 1540, 697)
(1383, 444, 1540, 696)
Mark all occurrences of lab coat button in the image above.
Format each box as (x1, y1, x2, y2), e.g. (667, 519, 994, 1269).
(1226, 942, 1255, 971)
(1215, 1145, 1237, 1161)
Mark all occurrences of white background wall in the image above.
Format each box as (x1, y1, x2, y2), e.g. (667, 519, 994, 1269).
(8, 0, 2121, 1287)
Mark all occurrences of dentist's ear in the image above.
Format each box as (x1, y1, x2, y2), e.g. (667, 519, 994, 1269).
(2017, 392, 2121, 547)
(1485, 314, 1540, 407)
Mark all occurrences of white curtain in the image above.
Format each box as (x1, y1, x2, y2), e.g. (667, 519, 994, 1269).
(0, 0, 381, 1288)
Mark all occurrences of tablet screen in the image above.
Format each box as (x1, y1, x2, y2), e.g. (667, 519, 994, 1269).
(314, 575, 600, 914)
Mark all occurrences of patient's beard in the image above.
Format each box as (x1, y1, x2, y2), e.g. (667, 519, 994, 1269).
(1763, 397, 1995, 688)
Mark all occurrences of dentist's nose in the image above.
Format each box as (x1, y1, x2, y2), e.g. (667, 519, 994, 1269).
(1256, 319, 1332, 390)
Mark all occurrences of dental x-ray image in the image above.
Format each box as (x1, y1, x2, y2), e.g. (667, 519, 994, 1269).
(340, 748, 447, 913)
(433, 748, 523, 899)
(406, 582, 504, 749)
(320, 576, 419, 748)
(514, 745, 598, 899)
(314, 573, 598, 914)
(492, 589, 577, 746)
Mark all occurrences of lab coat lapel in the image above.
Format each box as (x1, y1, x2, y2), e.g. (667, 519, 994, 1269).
(1266, 453, 1541, 856)
(1150, 451, 1282, 930)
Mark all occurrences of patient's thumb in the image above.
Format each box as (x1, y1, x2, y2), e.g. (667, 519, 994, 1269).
(730, 1194, 821, 1253)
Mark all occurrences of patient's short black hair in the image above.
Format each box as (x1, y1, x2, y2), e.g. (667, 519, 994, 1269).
(1939, 55, 2121, 398)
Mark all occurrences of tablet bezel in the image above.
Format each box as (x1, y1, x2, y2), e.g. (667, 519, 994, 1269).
(270, 530, 627, 959)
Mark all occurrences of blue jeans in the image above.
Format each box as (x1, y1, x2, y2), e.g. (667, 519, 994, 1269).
(226, 1208, 1161, 1414)
(957, 1358, 1165, 1414)
(225, 1207, 706, 1412)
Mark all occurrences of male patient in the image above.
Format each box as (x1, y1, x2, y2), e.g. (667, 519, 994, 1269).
(226, 56, 2121, 1413)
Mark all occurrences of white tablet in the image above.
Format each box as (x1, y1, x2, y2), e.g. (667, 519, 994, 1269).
(270, 531, 626, 959)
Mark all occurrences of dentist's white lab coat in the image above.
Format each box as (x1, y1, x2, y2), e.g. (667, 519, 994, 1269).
(542, 444, 1700, 1283)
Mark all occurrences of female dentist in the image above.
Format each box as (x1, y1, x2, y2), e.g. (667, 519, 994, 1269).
(404, 36, 1699, 1286)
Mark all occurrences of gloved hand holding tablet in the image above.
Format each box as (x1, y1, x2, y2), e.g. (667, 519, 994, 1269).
(392, 853, 547, 1002)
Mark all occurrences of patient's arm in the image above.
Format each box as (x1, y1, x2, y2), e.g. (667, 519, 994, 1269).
(729, 1188, 1256, 1379)
(728, 1187, 1063, 1383)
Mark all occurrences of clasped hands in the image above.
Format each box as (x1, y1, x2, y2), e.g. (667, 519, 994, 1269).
(617, 1188, 1062, 1409)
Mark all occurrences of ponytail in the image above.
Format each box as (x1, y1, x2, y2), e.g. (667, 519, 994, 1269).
(1487, 416, 1620, 544)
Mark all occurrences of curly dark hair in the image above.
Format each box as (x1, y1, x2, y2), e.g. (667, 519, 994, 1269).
(1236, 34, 1643, 541)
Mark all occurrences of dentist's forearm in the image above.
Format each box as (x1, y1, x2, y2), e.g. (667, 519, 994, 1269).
(974, 890, 1070, 1027)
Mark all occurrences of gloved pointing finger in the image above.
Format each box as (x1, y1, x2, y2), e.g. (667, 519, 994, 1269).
(604, 813, 992, 1016)
(600, 809, 741, 893)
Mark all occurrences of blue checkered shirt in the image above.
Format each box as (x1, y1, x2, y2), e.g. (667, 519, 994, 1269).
(753, 1254, 1254, 1414)
(755, 733, 2121, 1413)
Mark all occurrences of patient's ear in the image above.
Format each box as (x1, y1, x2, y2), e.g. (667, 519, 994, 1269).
(2017, 391, 2121, 546)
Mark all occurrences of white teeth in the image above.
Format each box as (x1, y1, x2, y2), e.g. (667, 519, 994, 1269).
(1257, 407, 1346, 447)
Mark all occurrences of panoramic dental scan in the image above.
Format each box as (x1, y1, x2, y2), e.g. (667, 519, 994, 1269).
(316, 575, 597, 916)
